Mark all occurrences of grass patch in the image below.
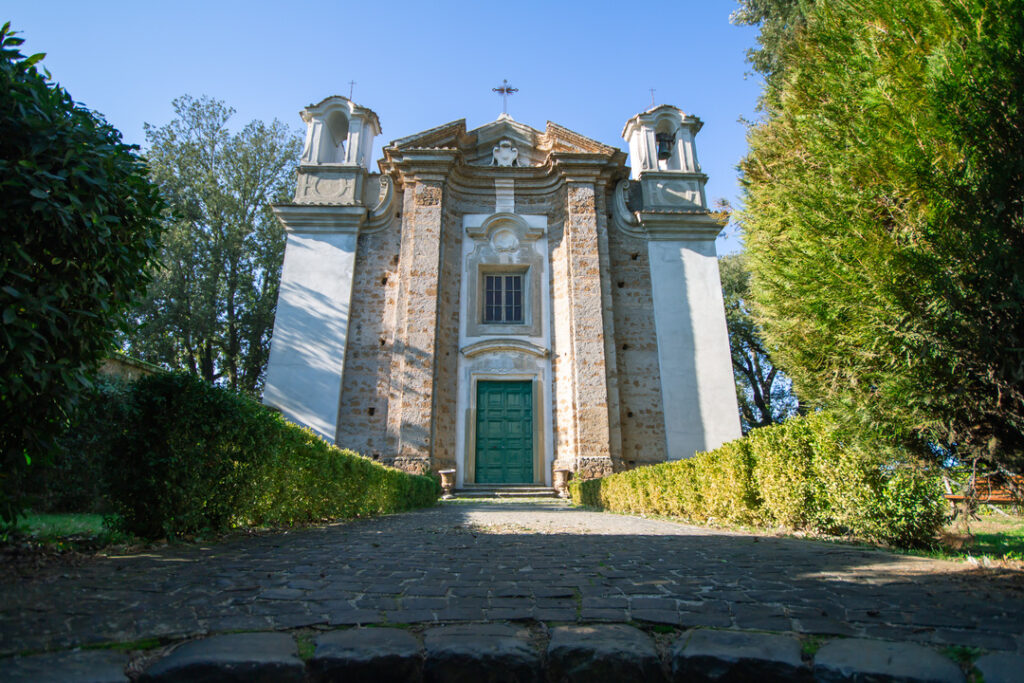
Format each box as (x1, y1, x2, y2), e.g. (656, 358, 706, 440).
(901, 513, 1024, 563)
(943, 645, 982, 666)
(295, 634, 315, 661)
(968, 517, 1024, 560)
(801, 635, 826, 657)
(6, 512, 133, 549)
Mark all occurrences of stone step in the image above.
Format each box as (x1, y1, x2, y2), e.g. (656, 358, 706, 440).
(455, 485, 558, 498)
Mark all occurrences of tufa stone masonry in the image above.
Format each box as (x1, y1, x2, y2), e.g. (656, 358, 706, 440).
(263, 95, 741, 487)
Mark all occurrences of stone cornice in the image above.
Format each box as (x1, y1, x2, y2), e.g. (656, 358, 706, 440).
(465, 212, 545, 240)
(383, 148, 461, 187)
(272, 204, 365, 234)
(550, 152, 627, 185)
(637, 211, 724, 240)
(461, 338, 550, 359)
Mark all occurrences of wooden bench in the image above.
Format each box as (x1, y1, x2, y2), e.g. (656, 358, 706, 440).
(944, 475, 1023, 504)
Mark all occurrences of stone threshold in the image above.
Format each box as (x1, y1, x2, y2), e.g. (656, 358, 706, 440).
(454, 484, 559, 498)
(4, 621, 1019, 682)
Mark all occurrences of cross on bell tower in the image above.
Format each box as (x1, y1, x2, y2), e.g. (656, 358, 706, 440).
(492, 79, 518, 116)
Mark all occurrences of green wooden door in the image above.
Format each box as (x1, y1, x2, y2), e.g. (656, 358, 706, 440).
(475, 380, 533, 484)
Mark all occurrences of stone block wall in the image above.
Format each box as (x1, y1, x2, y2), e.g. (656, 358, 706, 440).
(606, 207, 668, 466)
(335, 214, 403, 461)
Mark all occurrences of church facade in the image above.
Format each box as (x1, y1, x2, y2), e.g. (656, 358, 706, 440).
(263, 95, 741, 487)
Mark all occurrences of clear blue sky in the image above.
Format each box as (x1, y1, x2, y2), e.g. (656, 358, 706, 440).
(7, 0, 762, 253)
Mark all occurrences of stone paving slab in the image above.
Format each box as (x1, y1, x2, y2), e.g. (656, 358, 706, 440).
(308, 627, 421, 683)
(423, 623, 540, 682)
(547, 624, 665, 682)
(1, 501, 1022, 662)
(137, 632, 304, 682)
(813, 639, 966, 683)
(3, 649, 129, 682)
(673, 628, 809, 682)
(974, 652, 1024, 683)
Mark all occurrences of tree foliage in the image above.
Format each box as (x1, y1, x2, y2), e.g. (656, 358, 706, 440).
(732, 0, 812, 82)
(739, 0, 1024, 471)
(720, 253, 799, 432)
(123, 96, 301, 394)
(0, 24, 166, 522)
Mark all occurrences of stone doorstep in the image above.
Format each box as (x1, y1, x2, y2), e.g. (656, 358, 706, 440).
(454, 485, 559, 499)
(3, 625, 1000, 683)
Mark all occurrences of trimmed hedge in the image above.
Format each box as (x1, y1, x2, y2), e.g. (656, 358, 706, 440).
(570, 412, 945, 548)
(79, 373, 436, 538)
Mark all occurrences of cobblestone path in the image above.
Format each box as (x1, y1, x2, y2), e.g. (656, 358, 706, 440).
(2, 501, 1022, 657)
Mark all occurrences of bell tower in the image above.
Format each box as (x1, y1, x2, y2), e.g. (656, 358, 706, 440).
(263, 95, 383, 443)
(613, 104, 742, 460)
(299, 96, 380, 169)
(621, 105, 708, 214)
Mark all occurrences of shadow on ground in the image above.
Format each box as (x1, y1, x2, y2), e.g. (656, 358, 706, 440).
(1, 502, 1021, 657)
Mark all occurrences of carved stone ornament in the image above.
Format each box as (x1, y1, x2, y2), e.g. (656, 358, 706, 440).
(491, 139, 519, 167)
(654, 179, 700, 207)
(491, 228, 519, 253)
(294, 170, 358, 205)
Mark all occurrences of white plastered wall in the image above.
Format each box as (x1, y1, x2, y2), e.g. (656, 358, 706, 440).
(648, 238, 742, 459)
(263, 230, 358, 443)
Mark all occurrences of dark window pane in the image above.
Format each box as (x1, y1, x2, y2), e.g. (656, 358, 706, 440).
(504, 275, 523, 322)
(484, 273, 524, 323)
(484, 275, 501, 322)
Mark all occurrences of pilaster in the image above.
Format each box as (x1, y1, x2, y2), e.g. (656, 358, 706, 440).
(552, 156, 617, 478)
(384, 150, 458, 471)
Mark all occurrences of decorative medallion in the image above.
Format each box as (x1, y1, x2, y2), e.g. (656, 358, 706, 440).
(491, 228, 520, 253)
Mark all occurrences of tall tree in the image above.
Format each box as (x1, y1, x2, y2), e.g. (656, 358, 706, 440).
(0, 24, 165, 521)
(739, 0, 1024, 471)
(731, 0, 812, 82)
(125, 96, 301, 394)
(720, 253, 799, 432)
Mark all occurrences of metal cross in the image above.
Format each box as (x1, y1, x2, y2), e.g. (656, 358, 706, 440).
(649, 88, 656, 107)
(348, 80, 356, 100)
(492, 79, 519, 115)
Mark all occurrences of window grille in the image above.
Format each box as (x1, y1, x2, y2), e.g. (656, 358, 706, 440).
(483, 274, 523, 323)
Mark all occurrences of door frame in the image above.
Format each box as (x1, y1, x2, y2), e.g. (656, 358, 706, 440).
(464, 373, 544, 485)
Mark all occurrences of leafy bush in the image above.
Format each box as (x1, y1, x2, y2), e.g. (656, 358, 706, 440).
(570, 413, 945, 548)
(0, 24, 166, 523)
(96, 373, 437, 538)
(21, 378, 130, 513)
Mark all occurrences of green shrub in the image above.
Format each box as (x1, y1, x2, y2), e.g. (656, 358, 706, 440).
(96, 373, 437, 538)
(571, 412, 945, 548)
(104, 373, 280, 538)
(21, 377, 130, 513)
(0, 24, 166, 523)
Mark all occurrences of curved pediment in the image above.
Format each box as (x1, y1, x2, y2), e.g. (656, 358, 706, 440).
(461, 338, 549, 359)
(384, 115, 624, 171)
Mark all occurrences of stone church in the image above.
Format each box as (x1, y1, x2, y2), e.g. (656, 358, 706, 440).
(263, 95, 741, 488)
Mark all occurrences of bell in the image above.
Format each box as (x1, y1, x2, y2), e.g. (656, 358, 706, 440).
(656, 133, 674, 160)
